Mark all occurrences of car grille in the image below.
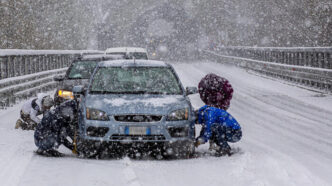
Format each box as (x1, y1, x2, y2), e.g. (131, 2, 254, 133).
(110, 135, 166, 141)
(114, 115, 162, 122)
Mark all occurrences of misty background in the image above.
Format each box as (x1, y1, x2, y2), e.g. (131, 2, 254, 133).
(1, 0, 331, 60)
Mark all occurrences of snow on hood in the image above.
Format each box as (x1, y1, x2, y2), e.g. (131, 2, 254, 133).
(85, 94, 188, 115)
(103, 96, 180, 107)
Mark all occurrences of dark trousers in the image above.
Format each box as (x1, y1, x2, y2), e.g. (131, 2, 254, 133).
(210, 124, 242, 148)
(34, 133, 58, 151)
(34, 127, 73, 151)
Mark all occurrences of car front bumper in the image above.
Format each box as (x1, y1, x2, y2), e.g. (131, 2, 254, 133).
(78, 117, 195, 143)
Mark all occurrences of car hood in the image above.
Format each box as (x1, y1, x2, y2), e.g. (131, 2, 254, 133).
(61, 79, 90, 91)
(84, 94, 189, 115)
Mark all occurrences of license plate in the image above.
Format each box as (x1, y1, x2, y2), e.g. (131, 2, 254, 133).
(125, 126, 148, 135)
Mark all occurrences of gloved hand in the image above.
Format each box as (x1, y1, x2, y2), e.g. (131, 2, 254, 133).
(195, 137, 205, 147)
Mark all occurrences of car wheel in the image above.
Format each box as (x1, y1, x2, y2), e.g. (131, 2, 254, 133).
(77, 139, 100, 158)
(163, 142, 195, 159)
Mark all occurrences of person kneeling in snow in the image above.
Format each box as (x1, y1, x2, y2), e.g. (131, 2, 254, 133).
(34, 100, 77, 157)
(15, 94, 54, 130)
(195, 73, 242, 156)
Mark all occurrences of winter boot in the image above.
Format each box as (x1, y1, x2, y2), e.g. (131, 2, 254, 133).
(209, 141, 217, 151)
(215, 143, 232, 157)
(15, 119, 23, 129)
(36, 149, 64, 157)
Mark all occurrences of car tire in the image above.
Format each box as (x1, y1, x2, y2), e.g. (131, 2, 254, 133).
(77, 139, 100, 158)
(163, 141, 195, 159)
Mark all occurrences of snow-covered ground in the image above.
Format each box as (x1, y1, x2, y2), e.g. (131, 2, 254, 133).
(0, 61, 331, 186)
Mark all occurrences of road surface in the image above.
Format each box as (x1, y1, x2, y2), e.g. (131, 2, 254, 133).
(0, 61, 331, 186)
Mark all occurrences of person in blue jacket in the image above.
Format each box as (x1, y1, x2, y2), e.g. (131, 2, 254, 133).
(34, 100, 78, 157)
(195, 73, 242, 156)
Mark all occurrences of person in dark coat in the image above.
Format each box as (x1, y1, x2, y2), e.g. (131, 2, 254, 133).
(195, 73, 242, 156)
(34, 100, 78, 157)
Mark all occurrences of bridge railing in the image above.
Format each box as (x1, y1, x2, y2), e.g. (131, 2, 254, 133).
(0, 49, 102, 109)
(203, 47, 332, 92)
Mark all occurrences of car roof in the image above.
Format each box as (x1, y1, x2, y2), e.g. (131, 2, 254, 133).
(105, 47, 147, 53)
(80, 54, 124, 61)
(98, 59, 169, 67)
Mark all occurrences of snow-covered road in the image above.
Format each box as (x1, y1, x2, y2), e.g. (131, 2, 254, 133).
(1, 61, 331, 186)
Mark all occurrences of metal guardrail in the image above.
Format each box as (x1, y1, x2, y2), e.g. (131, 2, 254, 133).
(204, 48, 332, 92)
(214, 46, 332, 69)
(0, 50, 102, 109)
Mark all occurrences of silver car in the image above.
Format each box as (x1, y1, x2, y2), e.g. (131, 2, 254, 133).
(74, 60, 197, 158)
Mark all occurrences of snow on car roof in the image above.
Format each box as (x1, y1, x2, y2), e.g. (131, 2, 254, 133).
(105, 47, 147, 53)
(98, 59, 168, 67)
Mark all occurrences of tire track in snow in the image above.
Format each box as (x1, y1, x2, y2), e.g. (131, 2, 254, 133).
(122, 157, 142, 186)
(0, 139, 34, 186)
(0, 103, 35, 186)
(232, 87, 332, 156)
(233, 90, 332, 148)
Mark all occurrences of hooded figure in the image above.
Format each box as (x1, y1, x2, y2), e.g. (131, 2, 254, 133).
(198, 73, 233, 110)
(34, 100, 78, 157)
(15, 93, 54, 130)
(196, 73, 242, 156)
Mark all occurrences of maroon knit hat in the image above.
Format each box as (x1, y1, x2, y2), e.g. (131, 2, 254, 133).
(198, 73, 233, 110)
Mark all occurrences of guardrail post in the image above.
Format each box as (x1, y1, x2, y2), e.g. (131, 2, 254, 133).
(0, 57, 6, 79)
(31, 56, 34, 74)
(307, 52, 312, 67)
(328, 52, 332, 69)
(41, 55, 45, 71)
(8, 56, 13, 78)
(36, 56, 40, 73)
(61, 56, 64, 68)
(18, 56, 22, 76)
(298, 52, 303, 66)
(295, 52, 299, 65)
(318, 53, 323, 68)
(47, 56, 51, 70)
(58, 55, 61, 69)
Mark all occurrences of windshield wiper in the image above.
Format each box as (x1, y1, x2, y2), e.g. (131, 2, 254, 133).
(89, 91, 166, 94)
(68, 77, 85, 80)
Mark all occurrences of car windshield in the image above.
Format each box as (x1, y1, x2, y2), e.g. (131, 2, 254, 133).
(106, 52, 148, 60)
(67, 61, 99, 79)
(90, 67, 183, 95)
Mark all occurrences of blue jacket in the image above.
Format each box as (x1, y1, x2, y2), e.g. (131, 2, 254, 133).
(197, 105, 241, 143)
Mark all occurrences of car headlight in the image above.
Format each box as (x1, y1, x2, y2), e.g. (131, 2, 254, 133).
(167, 108, 189, 121)
(86, 108, 109, 121)
(58, 90, 74, 100)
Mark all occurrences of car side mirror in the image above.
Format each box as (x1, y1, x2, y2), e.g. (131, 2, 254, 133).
(72, 85, 84, 96)
(186, 87, 198, 96)
(53, 74, 64, 81)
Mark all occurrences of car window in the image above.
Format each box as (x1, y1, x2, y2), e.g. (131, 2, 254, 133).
(90, 67, 182, 95)
(106, 52, 148, 60)
(131, 52, 148, 59)
(105, 52, 126, 58)
(67, 61, 99, 79)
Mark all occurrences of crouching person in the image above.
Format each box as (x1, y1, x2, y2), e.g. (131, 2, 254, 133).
(34, 100, 78, 157)
(195, 73, 242, 156)
(15, 94, 54, 130)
